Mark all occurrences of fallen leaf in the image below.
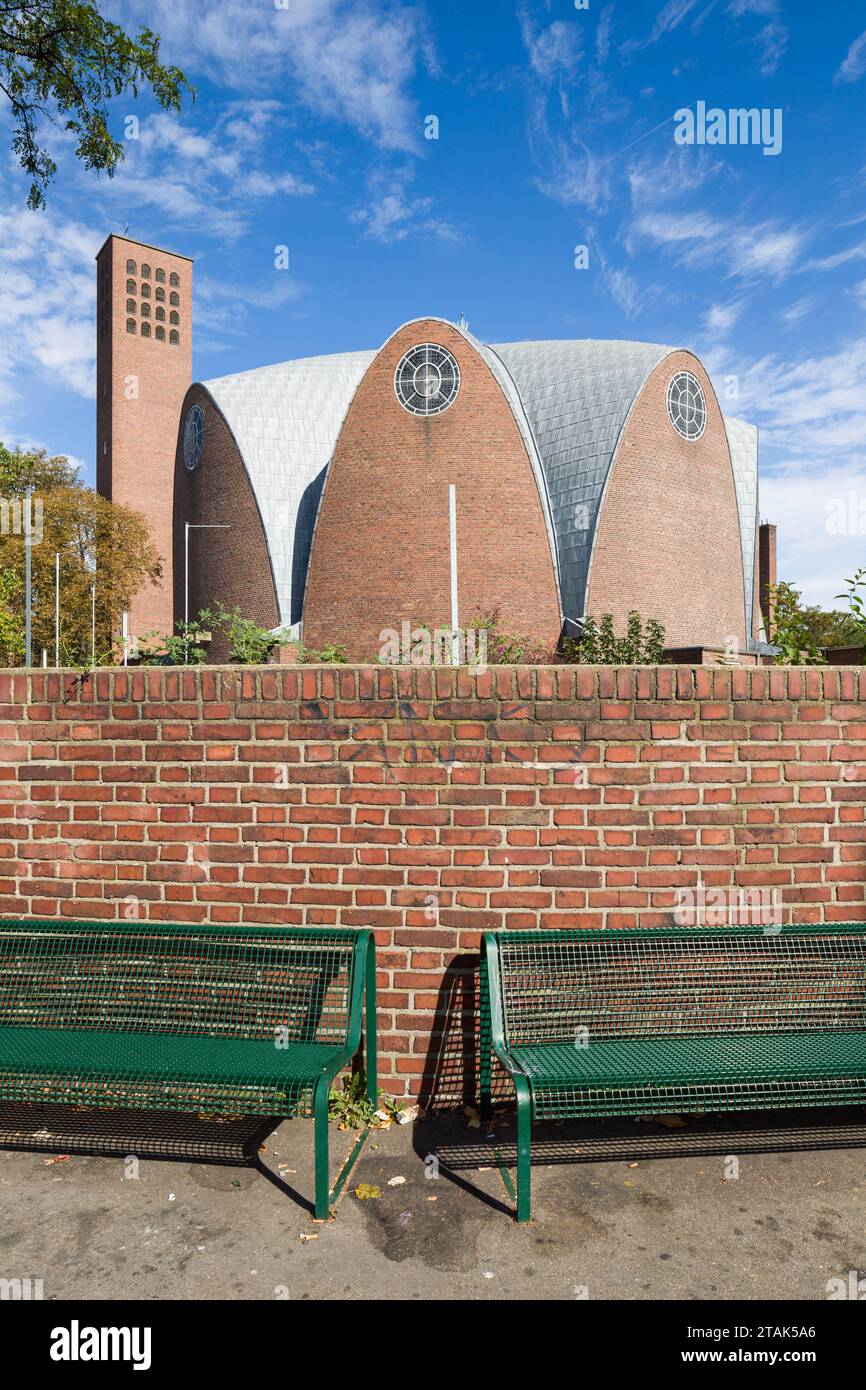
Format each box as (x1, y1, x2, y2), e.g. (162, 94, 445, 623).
(300, 1233, 318, 1244)
(354, 1184, 382, 1200)
(387, 1175, 407, 1187)
(652, 1115, 687, 1129)
(43, 1155, 71, 1165)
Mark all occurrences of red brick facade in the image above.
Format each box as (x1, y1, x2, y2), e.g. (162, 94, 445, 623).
(303, 319, 562, 658)
(96, 235, 193, 642)
(587, 351, 747, 649)
(171, 385, 280, 660)
(2, 663, 864, 1104)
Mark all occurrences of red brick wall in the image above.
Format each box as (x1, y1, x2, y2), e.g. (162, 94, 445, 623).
(1, 664, 864, 1105)
(587, 351, 746, 649)
(303, 318, 562, 659)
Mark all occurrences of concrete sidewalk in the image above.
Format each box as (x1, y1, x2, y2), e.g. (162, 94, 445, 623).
(1, 1107, 865, 1300)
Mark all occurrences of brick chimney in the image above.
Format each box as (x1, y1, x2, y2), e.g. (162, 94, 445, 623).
(759, 521, 777, 640)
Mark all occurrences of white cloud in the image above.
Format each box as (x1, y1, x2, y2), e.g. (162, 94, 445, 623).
(648, 0, 705, 44)
(805, 240, 866, 273)
(523, 20, 583, 82)
(735, 226, 802, 279)
(635, 208, 805, 282)
(835, 30, 866, 85)
(110, 0, 432, 152)
(0, 206, 100, 419)
(704, 300, 743, 335)
(761, 462, 866, 608)
(596, 7, 614, 65)
(778, 296, 816, 327)
(351, 170, 461, 245)
(705, 333, 866, 606)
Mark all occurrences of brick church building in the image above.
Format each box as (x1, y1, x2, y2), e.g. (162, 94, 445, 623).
(96, 233, 776, 662)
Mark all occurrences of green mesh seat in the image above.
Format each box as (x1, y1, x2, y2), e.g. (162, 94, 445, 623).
(480, 924, 866, 1222)
(0, 920, 377, 1220)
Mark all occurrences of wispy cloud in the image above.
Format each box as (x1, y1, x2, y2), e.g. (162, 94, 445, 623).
(704, 299, 743, 336)
(835, 30, 866, 85)
(634, 208, 805, 283)
(350, 169, 462, 244)
(110, 0, 434, 152)
(0, 203, 101, 431)
(648, 0, 707, 44)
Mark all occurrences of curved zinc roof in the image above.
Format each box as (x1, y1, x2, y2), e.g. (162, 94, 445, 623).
(203, 350, 375, 626)
(488, 340, 672, 624)
(723, 414, 759, 643)
(203, 331, 755, 636)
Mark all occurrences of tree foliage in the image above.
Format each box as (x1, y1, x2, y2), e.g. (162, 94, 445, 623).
(0, 0, 192, 209)
(769, 580, 864, 665)
(0, 442, 161, 665)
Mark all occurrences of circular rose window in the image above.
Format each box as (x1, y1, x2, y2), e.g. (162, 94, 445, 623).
(394, 344, 461, 416)
(667, 371, 707, 441)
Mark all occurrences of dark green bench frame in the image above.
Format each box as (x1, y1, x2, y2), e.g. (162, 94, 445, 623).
(481, 924, 866, 1222)
(0, 920, 377, 1220)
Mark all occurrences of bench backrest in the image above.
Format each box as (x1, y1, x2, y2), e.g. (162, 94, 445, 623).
(0, 921, 366, 1044)
(487, 926, 866, 1046)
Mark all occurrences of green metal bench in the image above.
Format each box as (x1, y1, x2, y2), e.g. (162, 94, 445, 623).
(480, 924, 866, 1222)
(0, 920, 376, 1220)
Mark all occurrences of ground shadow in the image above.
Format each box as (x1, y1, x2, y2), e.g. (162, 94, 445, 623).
(0, 1099, 278, 1166)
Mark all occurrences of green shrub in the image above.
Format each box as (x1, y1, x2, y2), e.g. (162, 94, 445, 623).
(576, 611, 666, 664)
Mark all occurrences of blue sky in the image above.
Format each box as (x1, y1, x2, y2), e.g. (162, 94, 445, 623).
(1, 0, 865, 607)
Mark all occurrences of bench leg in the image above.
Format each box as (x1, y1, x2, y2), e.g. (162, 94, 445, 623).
(479, 950, 492, 1123)
(365, 937, 378, 1107)
(313, 1076, 331, 1221)
(515, 1076, 532, 1223)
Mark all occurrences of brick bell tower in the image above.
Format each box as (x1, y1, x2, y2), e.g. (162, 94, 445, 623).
(96, 234, 193, 641)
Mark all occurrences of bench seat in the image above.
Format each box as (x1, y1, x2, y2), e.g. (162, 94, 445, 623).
(510, 1030, 866, 1118)
(0, 1026, 344, 1115)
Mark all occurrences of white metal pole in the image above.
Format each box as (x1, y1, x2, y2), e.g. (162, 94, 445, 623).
(449, 484, 459, 665)
(91, 583, 96, 668)
(54, 551, 59, 667)
(184, 522, 190, 629)
(24, 487, 32, 669)
(122, 611, 129, 667)
(41, 649, 47, 668)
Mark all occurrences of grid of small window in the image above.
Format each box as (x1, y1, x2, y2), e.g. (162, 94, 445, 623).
(121, 258, 181, 345)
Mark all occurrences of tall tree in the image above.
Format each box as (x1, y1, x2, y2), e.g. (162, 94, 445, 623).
(0, 1, 191, 209)
(0, 442, 161, 665)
